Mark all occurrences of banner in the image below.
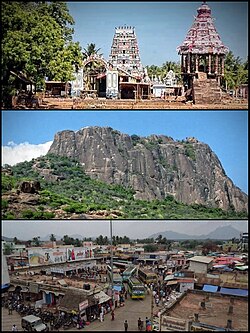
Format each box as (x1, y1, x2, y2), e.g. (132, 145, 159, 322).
(28, 248, 67, 266)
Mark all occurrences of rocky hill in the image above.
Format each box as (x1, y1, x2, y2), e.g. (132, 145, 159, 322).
(48, 126, 248, 213)
(2, 154, 247, 220)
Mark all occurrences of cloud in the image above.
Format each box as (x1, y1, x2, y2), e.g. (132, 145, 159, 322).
(2, 141, 53, 166)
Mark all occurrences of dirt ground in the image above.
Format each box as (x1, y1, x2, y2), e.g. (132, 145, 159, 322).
(13, 97, 248, 110)
(167, 291, 248, 331)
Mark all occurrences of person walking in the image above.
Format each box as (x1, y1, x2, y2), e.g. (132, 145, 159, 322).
(111, 310, 115, 321)
(100, 311, 104, 322)
(12, 324, 18, 331)
(138, 317, 143, 331)
(8, 303, 13, 315)
(124, 319, 128, 331)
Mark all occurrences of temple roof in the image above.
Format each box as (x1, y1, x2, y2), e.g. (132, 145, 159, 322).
(177, 2, 229, 55)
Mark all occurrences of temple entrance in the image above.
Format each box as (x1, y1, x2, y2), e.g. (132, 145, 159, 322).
(82, 56, 109, 97)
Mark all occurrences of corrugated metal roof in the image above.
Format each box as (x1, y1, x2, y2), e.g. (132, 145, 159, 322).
(220, 287, 248, 297)
(203, 284, 219, 293)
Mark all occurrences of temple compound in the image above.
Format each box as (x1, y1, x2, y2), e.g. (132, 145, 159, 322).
(71, 26, 151, 100)
(69, 2, 229, 104)
(177, 1, 229, 104)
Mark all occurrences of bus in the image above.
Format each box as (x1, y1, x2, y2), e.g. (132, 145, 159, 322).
(122, 265, 137, 282)
(127, 277, 145, 299)
(138, 268, 158, 284)
(113, 261, 129, 272)
(107, 264, 120, 275)
(113, 273, 123, 286)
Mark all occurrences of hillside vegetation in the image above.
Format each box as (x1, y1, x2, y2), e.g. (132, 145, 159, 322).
(2, 154, 248, 220)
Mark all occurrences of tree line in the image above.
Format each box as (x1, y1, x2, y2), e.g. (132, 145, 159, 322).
(4, 233, 227, 256)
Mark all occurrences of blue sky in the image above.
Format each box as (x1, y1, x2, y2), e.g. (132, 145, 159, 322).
(2, 110, 248, 194)
(67, 1, 248, 66)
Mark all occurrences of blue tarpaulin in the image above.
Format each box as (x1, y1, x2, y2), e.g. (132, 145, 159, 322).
(113, 285, 122, 292)
(220, 287, 248, 297)
(203, 284, 218, 293)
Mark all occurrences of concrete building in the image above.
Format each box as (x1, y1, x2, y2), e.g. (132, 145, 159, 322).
(188, 256, 214, 274)
(160, 289, 248, 331)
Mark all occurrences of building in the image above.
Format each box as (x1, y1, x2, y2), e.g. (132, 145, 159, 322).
(1, 253, 10, 292)
(177, 2, 229, 104)
(160, 289, 248, 331)
(239, 232, 248, 251)
(109, 25, 144, 77)
(188, 256, 214, 274)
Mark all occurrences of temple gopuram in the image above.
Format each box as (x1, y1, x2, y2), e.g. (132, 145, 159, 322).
(177, 1, 229, 104)
(107, 25, 150, 99)
(109, 26, 144, 77)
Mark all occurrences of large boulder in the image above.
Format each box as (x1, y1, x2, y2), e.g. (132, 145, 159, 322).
(20, 181, 41, 194)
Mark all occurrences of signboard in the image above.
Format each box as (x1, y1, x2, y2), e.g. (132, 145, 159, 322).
(179, 282, 194, 293)
(28, 248, 67, 266)
(161, 316, 187, 331)
(67, 247, 93, 261)
(79, 300, 88, 311)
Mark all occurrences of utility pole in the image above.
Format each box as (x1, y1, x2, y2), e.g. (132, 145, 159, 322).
(151, 289, 154, 327)
(110, 220, 114, 307)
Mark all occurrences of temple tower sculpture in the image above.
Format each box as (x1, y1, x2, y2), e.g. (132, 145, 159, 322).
(177, 2, 229, 103)
(109, 25, 144, 78)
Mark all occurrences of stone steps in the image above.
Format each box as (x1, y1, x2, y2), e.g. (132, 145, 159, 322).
(193, 78, 222, 104)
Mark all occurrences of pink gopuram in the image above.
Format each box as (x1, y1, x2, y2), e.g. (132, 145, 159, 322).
(177, 2, 229, 89)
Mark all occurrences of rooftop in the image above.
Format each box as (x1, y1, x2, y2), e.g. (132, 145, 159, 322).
(165, 290, 248, 331)
(189, 256, 214, 264)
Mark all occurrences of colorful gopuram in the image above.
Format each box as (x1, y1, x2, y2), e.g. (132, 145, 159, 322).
(177, 2, 229, 103)
(109, 25, 144, 78)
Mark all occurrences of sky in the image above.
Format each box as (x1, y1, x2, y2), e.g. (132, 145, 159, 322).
(2, 221, 248, 240)
(1, 110, 248, 194)
(67, 1, 248, 66)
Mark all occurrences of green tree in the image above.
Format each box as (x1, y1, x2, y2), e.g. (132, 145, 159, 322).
(50, 234, 56, 242)
(32, 236, 41, 247)
(62, 235, 74, 245)
(3, 243, 13, 255)
(74, 238, 82, 247)
(96, 235, 104, 245)
(144, 244, 158, 252)
(222, 51, 248, 95)
(13, 236, 18, 243)
(1, 1, 82, 107)
(83, 43, 103, 59)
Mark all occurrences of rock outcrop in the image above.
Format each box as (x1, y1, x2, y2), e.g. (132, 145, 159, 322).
(48, 126, 248, 212)
(20, 181, 41, 194)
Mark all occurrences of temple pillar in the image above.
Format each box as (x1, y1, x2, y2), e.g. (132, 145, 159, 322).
(187, 53, 191, 74)
(208, 54, 212, 74)
(221, 57, 225, 76)
(181, 54, 184, 73)
(203, 55, 206, 73)
(195, 54, 199, 73)
(215, 54, 219, 74)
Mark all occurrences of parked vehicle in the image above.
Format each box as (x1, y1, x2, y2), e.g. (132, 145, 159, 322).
(21, 315, 48, 331)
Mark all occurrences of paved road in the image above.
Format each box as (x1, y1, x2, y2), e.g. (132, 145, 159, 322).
(85, 294, 151, 331)
(1, 306, 24, 331)
(1, 294, 151, 332)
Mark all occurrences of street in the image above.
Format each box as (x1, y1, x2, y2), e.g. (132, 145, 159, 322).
(1, 294, 151, 331)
